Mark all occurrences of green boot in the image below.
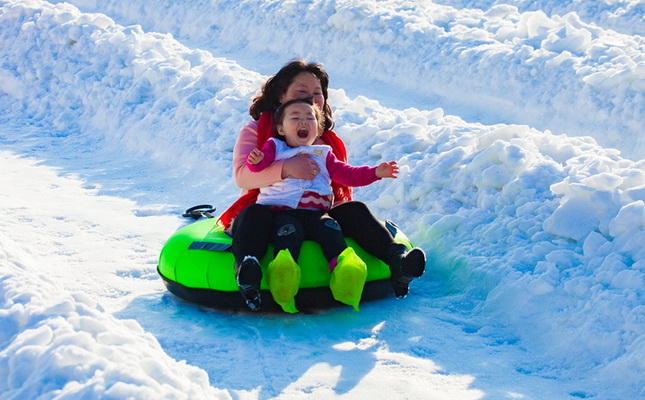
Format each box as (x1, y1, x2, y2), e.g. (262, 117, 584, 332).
(267, 249, 301, 313)
(329, 248, 367, 311)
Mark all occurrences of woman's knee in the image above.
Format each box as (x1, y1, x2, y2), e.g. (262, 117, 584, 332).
(232, 204, 273, 234)
(242, 203, 273, 220)
(330, 201, 372, 220)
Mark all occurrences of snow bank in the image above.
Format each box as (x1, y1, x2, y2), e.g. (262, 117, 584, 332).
(0, 234, 229, 399)
(330, 95, 644, 395)
(434, 0, 645, 36)
(53, 0, 645, 161)
(0, 0, 262, 188)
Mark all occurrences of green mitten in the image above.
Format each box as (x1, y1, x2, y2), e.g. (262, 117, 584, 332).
(267, 249, 301, 313)
(329, 247, 367, 311)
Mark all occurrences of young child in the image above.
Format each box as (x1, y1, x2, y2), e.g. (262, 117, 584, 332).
(245, 98, 398, 313)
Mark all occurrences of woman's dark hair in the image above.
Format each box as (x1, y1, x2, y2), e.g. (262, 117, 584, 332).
(250, 59, 334, 130)
(272, 98, 325, 141)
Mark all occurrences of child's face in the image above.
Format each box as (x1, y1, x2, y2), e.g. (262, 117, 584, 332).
(277, 103, 319, 147)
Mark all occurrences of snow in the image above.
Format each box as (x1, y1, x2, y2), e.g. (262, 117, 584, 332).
(0, 0, 643, 399)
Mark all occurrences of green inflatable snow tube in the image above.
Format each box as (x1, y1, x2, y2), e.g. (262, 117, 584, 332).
(157, 218, 414, 311)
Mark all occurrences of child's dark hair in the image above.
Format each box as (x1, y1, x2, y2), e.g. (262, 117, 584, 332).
(250, 59, 334, 131)
(273, 98, 325, 141)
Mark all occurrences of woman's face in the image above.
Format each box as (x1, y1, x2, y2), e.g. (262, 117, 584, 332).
(280, 72, 325, 110)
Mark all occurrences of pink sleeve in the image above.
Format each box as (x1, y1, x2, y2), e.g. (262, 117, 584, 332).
(233, 121, 285, 190)
(326, 152, 379, 187)
(247, 140, 277, 172)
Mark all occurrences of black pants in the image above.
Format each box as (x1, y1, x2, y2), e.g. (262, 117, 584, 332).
(328, 201, 397, 262)
(272, 209, 347, 262)
(230, 201, 398, 266)
(230, 204, 273, 266)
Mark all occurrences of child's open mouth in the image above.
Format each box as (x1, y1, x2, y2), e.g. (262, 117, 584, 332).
(297, 128, 309, 138)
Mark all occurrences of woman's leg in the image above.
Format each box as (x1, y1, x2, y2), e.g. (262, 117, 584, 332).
(329, 201, 426, 298)
(231, 203, 273, 265)
(328, 201, 394, 260)
(230, 204, 273, 310)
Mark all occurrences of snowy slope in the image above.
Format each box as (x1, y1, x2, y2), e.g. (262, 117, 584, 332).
(1, 0, 644, 399)
(433, 0, 645, 36)
(53, 0, 645, 161)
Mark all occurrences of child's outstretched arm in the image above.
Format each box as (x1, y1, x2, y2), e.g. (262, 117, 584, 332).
(375, 161, 399, 179)
(326, 153, 398, 186)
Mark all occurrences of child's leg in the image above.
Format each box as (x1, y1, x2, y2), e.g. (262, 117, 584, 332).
(329, 247, 367, 311)
(266, 249, 300, 313)
(268, 210, 304, 313)
(272, 210, 305, 261)
(305, 211, 348, 269)
(306, 211, 367, 311)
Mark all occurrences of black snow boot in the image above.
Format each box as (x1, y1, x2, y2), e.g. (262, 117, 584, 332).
(235, 256, 263, 311)
(386, 244, 426, 299)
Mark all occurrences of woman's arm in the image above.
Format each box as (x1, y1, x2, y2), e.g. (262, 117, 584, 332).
(233, 121, 320, 189)
(233, 121, 285, 190)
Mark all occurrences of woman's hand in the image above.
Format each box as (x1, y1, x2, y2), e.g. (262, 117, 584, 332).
(281, 154, 318, 180)
(376, 161, 399, 179)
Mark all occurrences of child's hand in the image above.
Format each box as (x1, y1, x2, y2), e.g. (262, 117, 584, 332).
(248, 148, 264, 165)
(376, 161, 399, 179)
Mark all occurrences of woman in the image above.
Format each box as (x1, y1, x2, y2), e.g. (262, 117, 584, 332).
(219, 60, 425, 311)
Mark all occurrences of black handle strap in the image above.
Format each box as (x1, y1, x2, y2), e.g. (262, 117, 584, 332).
(182, 204, 216, 220)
